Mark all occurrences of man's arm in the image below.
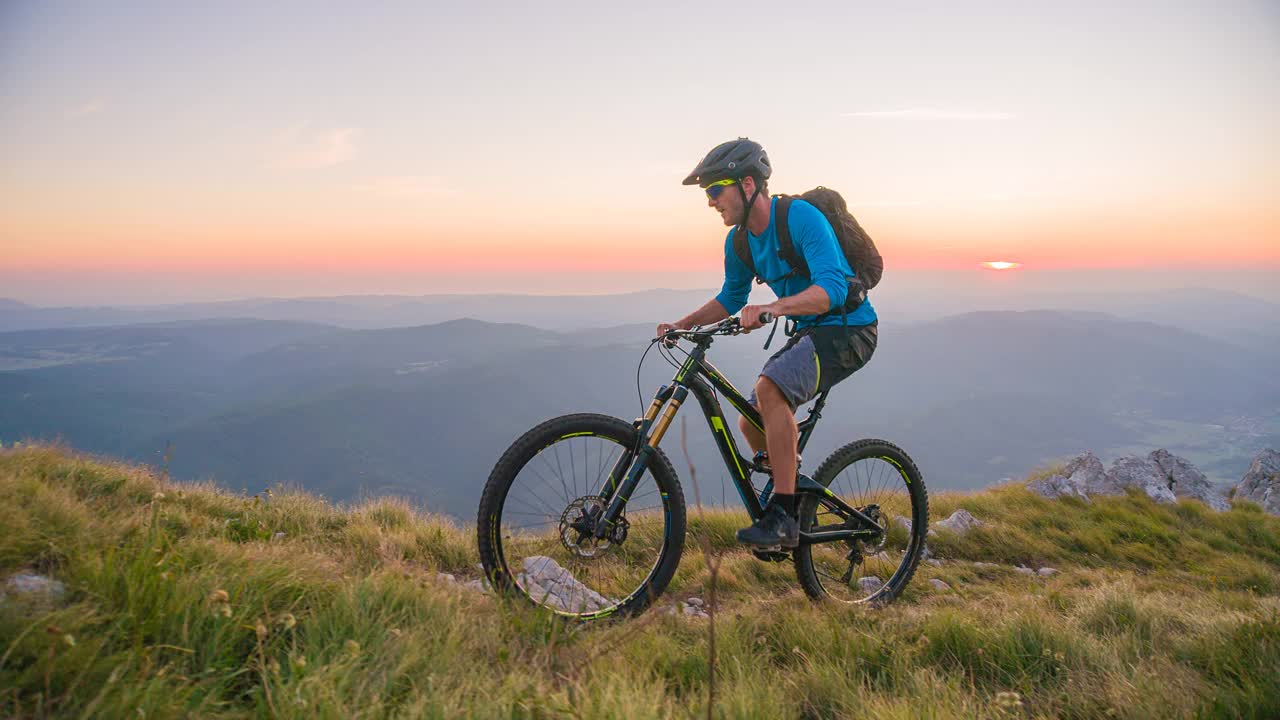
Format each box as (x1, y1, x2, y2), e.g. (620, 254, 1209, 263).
(764, 286, 830, 317)
(657, 230, 751, 338)
(656, 298, 730, 339)
(741, 286, 829, 330)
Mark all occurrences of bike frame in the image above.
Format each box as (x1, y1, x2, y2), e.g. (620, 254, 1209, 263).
(591, 332, 883, 546)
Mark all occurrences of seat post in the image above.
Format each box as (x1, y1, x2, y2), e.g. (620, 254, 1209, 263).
(797, 391, 829, 454)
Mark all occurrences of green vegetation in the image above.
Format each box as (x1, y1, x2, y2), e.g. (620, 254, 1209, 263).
(2, 445, 1278, 719)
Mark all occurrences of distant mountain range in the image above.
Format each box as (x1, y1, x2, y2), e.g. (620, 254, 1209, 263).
(2, 305, 1275, 518)
(2, 285, 1277, 353)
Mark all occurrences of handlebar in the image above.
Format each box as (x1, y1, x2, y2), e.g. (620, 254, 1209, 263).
(659, 311, 777, 346)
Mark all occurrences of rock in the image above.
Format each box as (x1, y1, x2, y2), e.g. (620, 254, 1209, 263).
(1234, 449, 1280, 515)
(894, 517, 913, 533)
(272, 532, 287, 541)
(685, 597, 704, 607)
(925, 558, 944, 568)
(519, 556, 613, 612)
(928, 579, 951, 592)
(870, 551, 892, 563)
(1027, 452, 1104, 501)
(463, 579, 490, 594)
(1037, 567, 1059, 577)
(856, 576, 882, 593)
(1, 573, 67, 610)
(1103, 456, 1176, 504)
(682, 604, 707, 618)
(929, 509, 984, 536)
(972, 561, 1000, 569)
(1150, 449, 1229, 511)
(435, 572, 457, 584)
(1013, 565, 1035, 575)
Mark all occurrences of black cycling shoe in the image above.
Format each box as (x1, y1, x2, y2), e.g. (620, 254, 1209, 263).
(736, 503, 799, 550)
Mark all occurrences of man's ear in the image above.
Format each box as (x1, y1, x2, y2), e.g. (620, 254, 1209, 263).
(740, 175, 756, 195)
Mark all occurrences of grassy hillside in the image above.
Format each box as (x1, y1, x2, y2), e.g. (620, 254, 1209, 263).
(1, 446, 1277, 719)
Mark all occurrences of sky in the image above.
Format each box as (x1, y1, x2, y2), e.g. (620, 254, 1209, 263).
(2, 0, 1278, 305)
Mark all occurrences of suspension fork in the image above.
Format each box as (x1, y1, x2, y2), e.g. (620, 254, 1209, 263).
(593, 384, 689, 539)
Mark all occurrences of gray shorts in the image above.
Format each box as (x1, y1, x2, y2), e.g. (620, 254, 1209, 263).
(748, 324, 877, 410)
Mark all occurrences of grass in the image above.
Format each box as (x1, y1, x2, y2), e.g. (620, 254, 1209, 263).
(1, 444, 1278, 718)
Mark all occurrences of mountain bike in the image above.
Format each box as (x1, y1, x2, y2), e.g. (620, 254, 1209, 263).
(477, 313, 928, 620)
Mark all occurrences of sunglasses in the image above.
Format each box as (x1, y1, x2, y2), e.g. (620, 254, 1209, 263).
(704, 178, 738, 200)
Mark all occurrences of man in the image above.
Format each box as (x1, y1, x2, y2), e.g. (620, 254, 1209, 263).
(656, 138, 878, 549)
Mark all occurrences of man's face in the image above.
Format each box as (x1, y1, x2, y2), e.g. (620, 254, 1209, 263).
(706, 176, 755, 227)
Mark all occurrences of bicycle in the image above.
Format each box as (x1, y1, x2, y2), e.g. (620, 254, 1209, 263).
(477, 313, 928, 620)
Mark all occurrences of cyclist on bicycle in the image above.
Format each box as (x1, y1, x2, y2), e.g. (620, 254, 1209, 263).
(656, 138, 878, 549)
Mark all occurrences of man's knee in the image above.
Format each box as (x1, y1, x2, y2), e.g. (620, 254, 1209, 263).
(754, 376, 788, 411)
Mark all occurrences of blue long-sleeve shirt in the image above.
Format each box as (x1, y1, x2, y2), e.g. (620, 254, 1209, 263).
(715, 197, 877, 329)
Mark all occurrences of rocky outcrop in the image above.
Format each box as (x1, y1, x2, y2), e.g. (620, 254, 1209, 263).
(1029, 450, 1233, 508)
(1150, 449, 1230, 511)
(1100, 456, 1175, 504)
(1234, 449, 1280, 515)
(1099, 450, 1235, 509)
(1026, 452, 1104, 500)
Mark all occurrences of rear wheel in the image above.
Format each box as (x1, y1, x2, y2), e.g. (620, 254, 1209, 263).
(477, 414, 686, 619)
(793, 439, 928, 605)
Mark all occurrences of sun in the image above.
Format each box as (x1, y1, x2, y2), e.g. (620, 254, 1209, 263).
(980, 261, 1022, 271)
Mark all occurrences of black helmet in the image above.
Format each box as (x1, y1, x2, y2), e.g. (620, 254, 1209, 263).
(681, 137, 772, 186)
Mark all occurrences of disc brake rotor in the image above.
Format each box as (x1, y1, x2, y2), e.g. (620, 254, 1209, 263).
(559, 496, 623, 558)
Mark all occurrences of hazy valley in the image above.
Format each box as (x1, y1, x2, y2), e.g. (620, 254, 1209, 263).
(1, 287, 1276, 519)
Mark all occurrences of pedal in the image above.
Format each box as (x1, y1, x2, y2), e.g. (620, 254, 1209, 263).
(750, 451, 771, 474)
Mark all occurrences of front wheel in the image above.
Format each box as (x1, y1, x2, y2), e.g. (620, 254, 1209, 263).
(477, 413, 686, 619)
(794, 439, 928, 605)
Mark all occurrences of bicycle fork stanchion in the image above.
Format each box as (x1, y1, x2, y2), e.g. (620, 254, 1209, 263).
(594, 384, 673, 499)
(594, 385, 689, 540)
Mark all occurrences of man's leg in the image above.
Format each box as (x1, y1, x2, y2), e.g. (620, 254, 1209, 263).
(754, 377, 798, 495)
(738, 413, 766, 455)
(735, 375, 801, 549)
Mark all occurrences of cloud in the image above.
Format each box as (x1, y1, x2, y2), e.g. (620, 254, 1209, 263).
(268, 123, 362, 169)
(67, 99, 105, 118)
(354, 176, 454, 197)
(841, 109, 1017, 121)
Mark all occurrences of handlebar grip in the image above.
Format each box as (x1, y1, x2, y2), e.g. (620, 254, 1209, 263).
(759, 311, 774, 324)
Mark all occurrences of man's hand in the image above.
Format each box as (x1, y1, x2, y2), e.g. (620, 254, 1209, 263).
(656, 322, 680, 346)
(740, 304, 777, 331)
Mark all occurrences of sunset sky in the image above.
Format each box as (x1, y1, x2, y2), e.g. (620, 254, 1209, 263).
(2, 1, 1277, 304)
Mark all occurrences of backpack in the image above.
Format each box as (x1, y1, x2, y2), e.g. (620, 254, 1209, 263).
(732, 187, 883, 290)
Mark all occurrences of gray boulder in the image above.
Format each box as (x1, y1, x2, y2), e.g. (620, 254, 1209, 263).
(1026, 452, 1104, 501)
(929, 509, 984, 536)
(1234, 449, 1280, 515)
(1103, 456, 1176, 504)
(520, 556, 614, 613)
(1150, 449, 1229, 511)
(1, 573, 66, 611)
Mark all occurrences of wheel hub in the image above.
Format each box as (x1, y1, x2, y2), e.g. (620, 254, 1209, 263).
(860, 505, 889, 554)
(559, 496, 625, 558)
